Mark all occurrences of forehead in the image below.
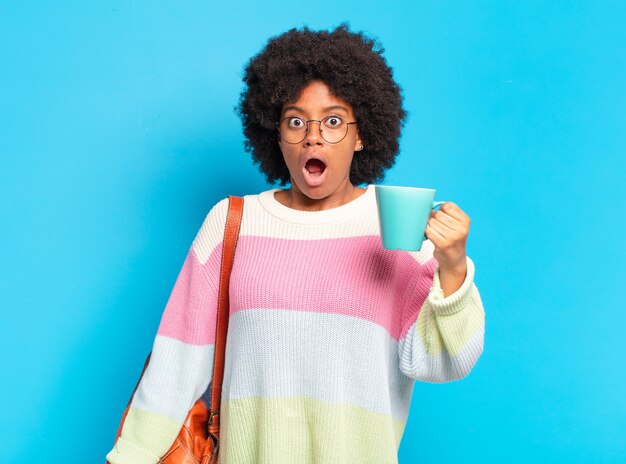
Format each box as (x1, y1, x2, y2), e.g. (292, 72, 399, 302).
(282, 80, 355, 116)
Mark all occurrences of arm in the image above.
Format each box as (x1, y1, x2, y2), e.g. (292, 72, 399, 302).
(398, 201, 484, 382)
(106, 199, 229, 464)
(398, 256, 485, 383)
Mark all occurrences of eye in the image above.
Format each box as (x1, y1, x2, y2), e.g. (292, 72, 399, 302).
(323, 116, 344, 128)
(287, 117, 306, 129)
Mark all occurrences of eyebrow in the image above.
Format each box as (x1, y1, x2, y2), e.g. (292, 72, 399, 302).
(282, 105, 350, 115)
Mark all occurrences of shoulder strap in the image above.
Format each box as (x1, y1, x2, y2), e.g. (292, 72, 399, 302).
(110, 197, 244, 458)
(208, 195, 244, 436)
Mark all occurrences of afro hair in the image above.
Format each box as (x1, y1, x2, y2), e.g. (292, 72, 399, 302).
(237, 23, 407, 186)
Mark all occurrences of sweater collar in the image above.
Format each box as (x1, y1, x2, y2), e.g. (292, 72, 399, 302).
(257, 185, 374, 225)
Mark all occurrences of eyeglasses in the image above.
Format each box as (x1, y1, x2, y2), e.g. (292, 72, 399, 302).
(277, 115, 357, 144)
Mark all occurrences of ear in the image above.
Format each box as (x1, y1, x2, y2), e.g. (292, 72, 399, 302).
(353, 130, 363, 152)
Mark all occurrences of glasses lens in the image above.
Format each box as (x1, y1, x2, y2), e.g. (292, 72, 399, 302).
(279, 116, 350, 144)
(320, 116, 348, 143)
(279, 117, 306, 143)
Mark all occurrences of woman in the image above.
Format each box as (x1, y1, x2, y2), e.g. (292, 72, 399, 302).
(107, 24, 485, 464)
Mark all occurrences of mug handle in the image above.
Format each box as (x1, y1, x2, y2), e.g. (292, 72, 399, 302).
(423, 201, 446, 241)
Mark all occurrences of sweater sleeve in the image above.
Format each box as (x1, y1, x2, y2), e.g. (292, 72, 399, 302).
(398, 256, 485, 383)
(106, 198, 229, 464)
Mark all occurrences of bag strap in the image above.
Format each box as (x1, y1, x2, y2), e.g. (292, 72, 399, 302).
(108, 197, 244, 464)
(208, 195, 244, 437)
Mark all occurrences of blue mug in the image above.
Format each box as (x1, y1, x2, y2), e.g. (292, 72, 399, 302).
(375, 185, 445, 251)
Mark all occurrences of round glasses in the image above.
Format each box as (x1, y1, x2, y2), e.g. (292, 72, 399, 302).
(278, 115, 357, 144)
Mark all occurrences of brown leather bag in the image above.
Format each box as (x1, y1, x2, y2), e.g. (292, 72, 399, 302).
(108, 196, 244, 464)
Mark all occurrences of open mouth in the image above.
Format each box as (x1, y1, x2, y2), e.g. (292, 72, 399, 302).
(305, 158, 327, 175)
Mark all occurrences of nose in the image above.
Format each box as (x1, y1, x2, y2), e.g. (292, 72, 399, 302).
(304, 120, 323, 145)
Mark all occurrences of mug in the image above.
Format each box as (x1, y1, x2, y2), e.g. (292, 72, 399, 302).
(375, 185, 445, 251)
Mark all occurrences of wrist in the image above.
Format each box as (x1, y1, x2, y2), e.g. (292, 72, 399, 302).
(438, 258, 467, 277)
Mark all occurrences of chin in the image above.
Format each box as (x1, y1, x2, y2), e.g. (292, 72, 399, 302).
(296, 185, 329, 201)
(290, 175, 350, 203)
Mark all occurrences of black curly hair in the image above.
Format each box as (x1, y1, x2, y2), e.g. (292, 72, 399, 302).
(237, 23, 407, 186)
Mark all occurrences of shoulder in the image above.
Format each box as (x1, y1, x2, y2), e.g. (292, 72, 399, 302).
(191, 197, 231, 262)
(191, 191, 269, 260)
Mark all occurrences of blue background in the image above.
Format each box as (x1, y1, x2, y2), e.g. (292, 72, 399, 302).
(1, 1, 625, 463)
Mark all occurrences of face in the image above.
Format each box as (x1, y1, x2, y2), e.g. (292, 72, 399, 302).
(278, 80, 362, 203)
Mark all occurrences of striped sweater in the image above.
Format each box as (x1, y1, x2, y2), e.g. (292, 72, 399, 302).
(106, 186, 485, 464)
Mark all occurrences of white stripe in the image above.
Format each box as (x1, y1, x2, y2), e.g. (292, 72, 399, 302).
(221, 309, 416, 421)
(398, 328, 484, 383)
(192, 198, 228, 264)
(132, 336, 214, 421)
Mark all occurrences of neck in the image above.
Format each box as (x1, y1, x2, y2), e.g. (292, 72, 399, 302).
(276, 182, 365, 212)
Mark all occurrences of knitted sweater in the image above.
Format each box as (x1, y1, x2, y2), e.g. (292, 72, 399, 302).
(106, 186, 485, 464)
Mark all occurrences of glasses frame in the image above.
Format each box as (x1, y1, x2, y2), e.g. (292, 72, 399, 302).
(277, 116, 357, 144)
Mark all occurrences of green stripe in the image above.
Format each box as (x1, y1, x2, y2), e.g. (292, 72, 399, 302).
(220, 396, 406, 464)
(111, 406, 183, 462)
(416, 292, 484, 356)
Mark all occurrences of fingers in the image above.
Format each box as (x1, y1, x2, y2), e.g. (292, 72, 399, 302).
(431, 211, 460, 229)
(428, 216, 454, 238)
(439, 202, 469, 223)
(427, 201, 471, 243)
(430, 202, 470, 228)
(425, 221, 446, 242)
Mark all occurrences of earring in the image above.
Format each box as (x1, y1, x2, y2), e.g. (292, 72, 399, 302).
(358, 145, 364, 151)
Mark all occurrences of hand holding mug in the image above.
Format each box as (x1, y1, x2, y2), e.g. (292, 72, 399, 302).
(425, 201, 470, 274)
(375, 185, 470, 296)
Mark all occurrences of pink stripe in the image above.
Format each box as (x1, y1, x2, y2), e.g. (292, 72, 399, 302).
(157, 245, 221, 345)
(230, 235, 437, 341)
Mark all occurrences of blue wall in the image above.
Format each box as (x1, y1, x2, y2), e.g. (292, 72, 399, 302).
(1, 1, 625, 462)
